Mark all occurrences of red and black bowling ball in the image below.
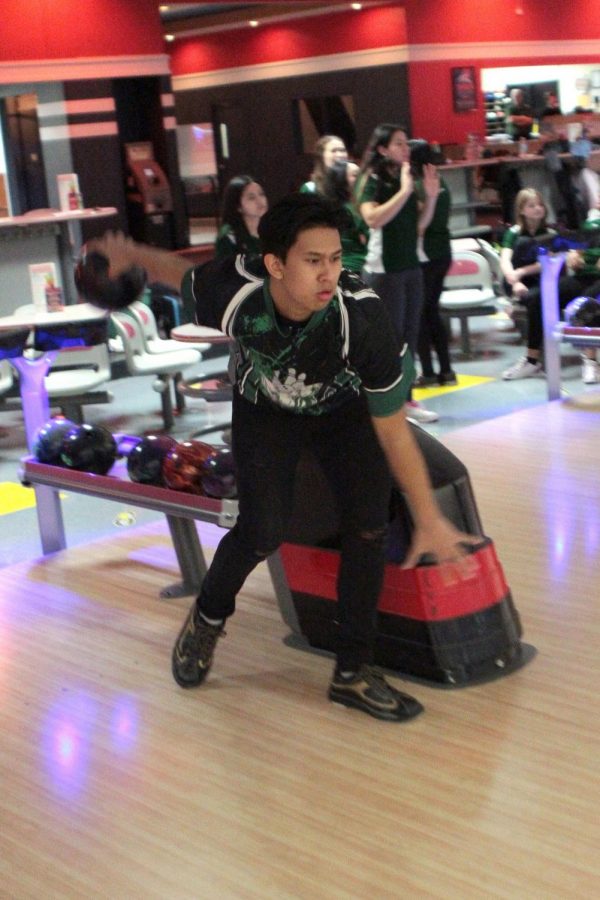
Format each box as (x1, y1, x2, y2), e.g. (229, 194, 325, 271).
(162, 440, 216, 495)
(200, 447, 237, 499)
(127, 434, 178, 486)
(60, 423, 117, 475)
(33, 417, 76, 465)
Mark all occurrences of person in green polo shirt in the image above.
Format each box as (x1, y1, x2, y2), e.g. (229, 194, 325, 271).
(321, 159, 369, 274)
(214, 175, 268, 260)
(355, 123, 441, 423)
(299, 135, 348, 195)
(410, 139, 457, 387)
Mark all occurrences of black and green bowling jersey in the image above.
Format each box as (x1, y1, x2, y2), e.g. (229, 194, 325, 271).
(214, 224, 262, 260)
(181, 255, 414, 417)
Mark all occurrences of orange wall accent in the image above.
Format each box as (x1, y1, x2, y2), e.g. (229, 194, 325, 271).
(0, 0, 164, 61)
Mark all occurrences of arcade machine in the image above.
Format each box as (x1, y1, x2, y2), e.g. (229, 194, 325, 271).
(124, 142, 174, 249)
(279, 424, 527, 686)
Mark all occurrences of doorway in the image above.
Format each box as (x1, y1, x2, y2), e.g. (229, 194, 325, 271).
(1, 93, 48, 214)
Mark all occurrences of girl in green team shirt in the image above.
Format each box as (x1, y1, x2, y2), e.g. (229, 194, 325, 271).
(214, 175, 268, 260)
(410, 139, 457, 387)
(321, 159, 369, 274)
(299, 135, 348, 195)
(355, 123, 441, 423)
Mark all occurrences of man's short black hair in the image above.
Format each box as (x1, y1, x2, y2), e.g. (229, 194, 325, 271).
(258, 192, 347, 261)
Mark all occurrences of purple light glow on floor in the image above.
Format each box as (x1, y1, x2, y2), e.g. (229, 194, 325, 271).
(41, 691, 140, 800)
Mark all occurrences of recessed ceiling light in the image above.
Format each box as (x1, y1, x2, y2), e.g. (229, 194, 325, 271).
(249, 19, 259, 27)
(159, 5, 169, 11)
(164, 33, 175, 42)
(351, 2, 362, 9)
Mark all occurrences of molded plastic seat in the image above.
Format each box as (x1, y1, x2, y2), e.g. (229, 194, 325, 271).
(44, 343, 113, 422)
(11, 308, 114, 423)
(111, 310, 201, 429)
(129, 301, 210, 355)
(440, 251, 498, 356)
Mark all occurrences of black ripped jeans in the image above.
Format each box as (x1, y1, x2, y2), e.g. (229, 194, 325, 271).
(197, 391, 392, 671)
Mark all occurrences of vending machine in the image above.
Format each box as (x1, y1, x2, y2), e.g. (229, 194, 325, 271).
(124, 142, 174, 248)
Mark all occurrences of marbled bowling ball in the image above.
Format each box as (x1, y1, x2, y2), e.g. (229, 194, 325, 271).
(60, 423, 117, 475)
(33, 417, 76, 465)
(127, 434, 178, 486)
(162, 440, 216, 495)
(201, 447, 238, 499)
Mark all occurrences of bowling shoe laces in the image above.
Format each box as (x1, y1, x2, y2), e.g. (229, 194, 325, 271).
(328, 665, 424, 722)
(172, 603, 225, 688)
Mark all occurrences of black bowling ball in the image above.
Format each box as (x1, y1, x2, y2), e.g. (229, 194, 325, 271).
(564, 295, 600, 328)
(60, 423, 117, 475)
(33, 417, 76, 465)
(126, 434, 178, 486)
(74, 250, 147, 311)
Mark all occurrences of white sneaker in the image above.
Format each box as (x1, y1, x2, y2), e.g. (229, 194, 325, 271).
(494, 313, 515, 332)
(581, 357, 600, 384)
(502, 357, 543, 380)
(404, 401, 439, 424)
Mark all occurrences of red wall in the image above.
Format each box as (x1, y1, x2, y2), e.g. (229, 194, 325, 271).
(170, 1, 600, 146)
(403, 0, 600, 143)
(402, 0, 600, 44)
(0, 0, 164, 61)
(2, 0, 599, 148)
(170, 6, 407, 75)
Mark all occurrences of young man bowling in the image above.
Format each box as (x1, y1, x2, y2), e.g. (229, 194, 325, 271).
(85, 193, 478, 722)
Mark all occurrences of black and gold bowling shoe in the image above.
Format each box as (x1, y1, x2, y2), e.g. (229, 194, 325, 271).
(328, 665, 424, 722)
(172, 603, 225, 688)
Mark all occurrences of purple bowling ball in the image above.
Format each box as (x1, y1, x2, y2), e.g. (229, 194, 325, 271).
(33, 417, 76, 465)
(127, 434, 178, 486)
(201, 447, 238, 499)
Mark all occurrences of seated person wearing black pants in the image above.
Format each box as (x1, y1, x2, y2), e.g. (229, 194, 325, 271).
(87, 193, 478, 723)
(501, 188, 595, 382)
(565, 235, 600, 384)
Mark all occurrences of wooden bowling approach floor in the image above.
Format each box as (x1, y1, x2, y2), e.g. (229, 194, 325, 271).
(1, 398, 599, 899)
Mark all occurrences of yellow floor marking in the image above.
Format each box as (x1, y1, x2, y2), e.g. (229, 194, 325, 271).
(0, 482, 37, 515)
(413, 373, 495, 399)
(0, 482, 69, 516)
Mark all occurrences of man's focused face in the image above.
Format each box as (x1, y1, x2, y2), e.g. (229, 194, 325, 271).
(266, 226, 343, 321)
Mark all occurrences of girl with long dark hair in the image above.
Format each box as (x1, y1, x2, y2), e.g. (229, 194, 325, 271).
(215, 175, 268, 259)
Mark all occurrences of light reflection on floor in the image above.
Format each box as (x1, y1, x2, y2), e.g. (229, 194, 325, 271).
(42, 690, 139, 801)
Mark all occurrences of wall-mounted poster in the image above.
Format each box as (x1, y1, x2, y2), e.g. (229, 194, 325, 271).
(452, 67, 478, 112)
